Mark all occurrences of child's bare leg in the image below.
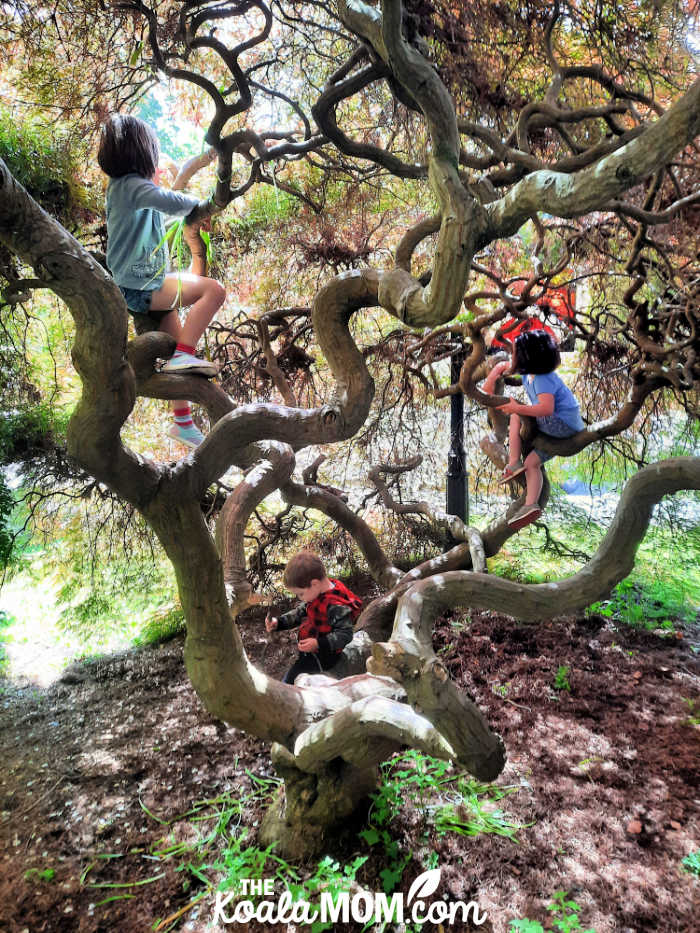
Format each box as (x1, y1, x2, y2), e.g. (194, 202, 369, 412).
(155, 309, 188, 412)
(523, 450, 543, 505)
(150, 272, 225, 347)
(507, 413, 522, 467)
(151, 274, 225, 414)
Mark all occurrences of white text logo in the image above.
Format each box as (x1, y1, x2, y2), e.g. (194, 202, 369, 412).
(211, 868, 487, 926)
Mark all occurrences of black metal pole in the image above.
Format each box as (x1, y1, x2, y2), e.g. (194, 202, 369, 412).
(446, 345, 468, 523)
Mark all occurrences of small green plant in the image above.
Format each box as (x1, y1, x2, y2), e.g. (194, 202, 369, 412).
(360, 751, 524, 894)
(133, 778, 366, 932)
(510, 920, 546, 933)
(24, 867, 56, 883)
(360, 751, 453, 891)
(284, 855, 368, 933)
(683, 698, 700, 727)
(588, 577, 693, 631)
(510, 891, 595, 932)
(553, 665, 571, 692)
(682, 850, 700, 877)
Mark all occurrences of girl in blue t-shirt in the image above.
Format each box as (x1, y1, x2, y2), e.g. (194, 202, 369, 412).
(98, 114, 226, 448)
(483, 330, 584, 530)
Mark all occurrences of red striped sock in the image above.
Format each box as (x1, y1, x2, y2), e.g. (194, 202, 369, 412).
(175, 343, 196, 356)
(173, 406, 194, 428)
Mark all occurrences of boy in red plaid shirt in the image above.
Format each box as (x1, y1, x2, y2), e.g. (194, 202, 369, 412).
(265, 551, 362, 684)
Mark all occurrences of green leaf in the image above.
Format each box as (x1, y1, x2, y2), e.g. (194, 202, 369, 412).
(129, 41, 144, 67)
(509, 920, 544, 932)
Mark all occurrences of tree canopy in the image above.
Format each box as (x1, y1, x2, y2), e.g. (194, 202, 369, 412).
(0, 0, 698, 853)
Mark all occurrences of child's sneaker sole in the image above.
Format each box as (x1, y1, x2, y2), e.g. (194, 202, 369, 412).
(161, 362, 218, 378)
(160, 352, 218, 377)
(507, 505, 542, 530)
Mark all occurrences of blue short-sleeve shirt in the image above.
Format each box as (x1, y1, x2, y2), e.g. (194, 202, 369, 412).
(525, 371, 583, 431)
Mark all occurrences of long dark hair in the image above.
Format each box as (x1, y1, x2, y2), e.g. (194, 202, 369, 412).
(97, 114, 159, 179)
(513, 330, 561, 375)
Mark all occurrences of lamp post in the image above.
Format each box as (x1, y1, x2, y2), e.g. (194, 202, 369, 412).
(446, 343, 468, 523)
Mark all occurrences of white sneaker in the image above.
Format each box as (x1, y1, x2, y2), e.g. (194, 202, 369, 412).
(161, 351, 218, 377)
(167, 423, 205, 448)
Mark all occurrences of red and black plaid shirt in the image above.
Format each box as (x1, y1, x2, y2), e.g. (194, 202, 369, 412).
(278, 579, 362, 654)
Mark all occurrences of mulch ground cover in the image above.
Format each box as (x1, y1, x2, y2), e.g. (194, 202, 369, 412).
(1, 597, 698, 932)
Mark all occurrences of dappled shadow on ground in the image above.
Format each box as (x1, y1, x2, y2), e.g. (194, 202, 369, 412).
(0, 598, 698, 932)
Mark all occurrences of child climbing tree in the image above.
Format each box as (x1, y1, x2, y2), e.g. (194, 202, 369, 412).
(0, 0, 698, 856)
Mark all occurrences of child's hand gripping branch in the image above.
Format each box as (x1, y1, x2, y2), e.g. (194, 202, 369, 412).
(481, 358, 512, 394)
(265, 551, 362, 685)
(483, 331, 584, 531)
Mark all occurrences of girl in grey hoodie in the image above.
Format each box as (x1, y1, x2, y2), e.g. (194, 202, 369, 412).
(98, 114, 225, 447)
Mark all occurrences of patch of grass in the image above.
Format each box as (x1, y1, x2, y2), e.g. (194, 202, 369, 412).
(681, 850, 700, 877)
(510, 890, 596, 932)
(360, 751, 524, 895)
(24, 867, 55, 883)
(133, 778, 367, 933)
(683, 698, 700, 727)
(553, 665, 571, 692)
(587, 577, 694, 632)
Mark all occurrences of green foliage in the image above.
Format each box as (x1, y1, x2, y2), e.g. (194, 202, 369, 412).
(681, 850, 700, 877)
(133, 604, 185, 646)
(24, 867, 56, 883)
(510, 891, 596, 932)
(228, 185, 299, 249)
(139, 780, 366, 932)
(0, 475, 14, 570)
(553, 665, 572, 692)
(1, 535, 185, 681)
(433, 784, 525, 842)
(510, 920, 546, 933)
(0, 403, 69, 464)
(683, 698, 700, 727)
(134, 92, 205, 163)
(54, 552, 182, 645)
(0, 107, 92, 219)
(490, 508, 699, 627)
(360, 751, 523, 894)
(283, 856, 369, 933)
(0, 609, 13, 675)
(587, 578, 695, 632)
(359, 750, 448, 892)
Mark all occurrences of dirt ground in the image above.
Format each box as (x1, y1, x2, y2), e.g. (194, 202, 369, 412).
(1, 594, 699, 933)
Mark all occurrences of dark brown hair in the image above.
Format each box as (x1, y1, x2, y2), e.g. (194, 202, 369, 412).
(283, 551, 327, 588)
(97, 114, 159, 179)
(513, 330, 561, 375)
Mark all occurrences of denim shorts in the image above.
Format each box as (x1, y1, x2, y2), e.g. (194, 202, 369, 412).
(119, 286, 169, 335)
(534, 413, 584, 463)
